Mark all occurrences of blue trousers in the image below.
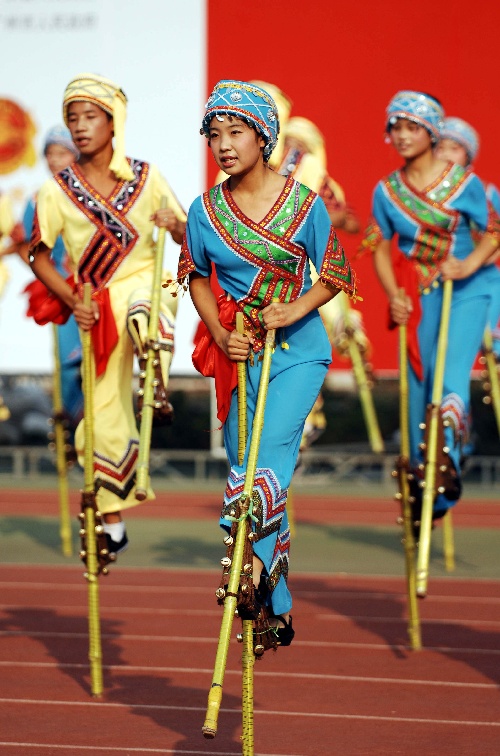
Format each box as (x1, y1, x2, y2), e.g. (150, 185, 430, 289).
(222, 352, 328, 616)
(409, 269, 497, 513)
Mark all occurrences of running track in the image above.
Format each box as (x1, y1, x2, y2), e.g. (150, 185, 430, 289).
(0, 488, 499, 755)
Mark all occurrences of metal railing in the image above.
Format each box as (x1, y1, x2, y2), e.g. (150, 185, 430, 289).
(0, 445, 499, 488)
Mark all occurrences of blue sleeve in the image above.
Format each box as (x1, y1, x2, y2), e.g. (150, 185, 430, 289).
(306, 195, 357, 297)
(458, 173, 489, 231)
(305, 195, 335, 273)
(22, 198, 35, 240)
(487, 183, 500, 215)
(187, 199, 212, 276)
(372, 183, 394, 240)
(178, 197, 212, 281)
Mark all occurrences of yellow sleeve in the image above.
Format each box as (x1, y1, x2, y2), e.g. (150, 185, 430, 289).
(150, 164, 187, 222)
(30, 179, 65, 252)
(0, 193, 15, 237)
(325, 176, 346, 205)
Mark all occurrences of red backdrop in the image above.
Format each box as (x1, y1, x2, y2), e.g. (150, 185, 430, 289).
(207, 0, 500, 373)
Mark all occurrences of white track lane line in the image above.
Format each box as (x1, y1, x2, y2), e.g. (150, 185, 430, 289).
(1, 629, 500, 655)
(0, 660, 496, 689)
(0, 698, 499, 728)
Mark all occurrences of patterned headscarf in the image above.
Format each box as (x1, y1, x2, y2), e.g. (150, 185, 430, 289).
(43, 124, 79, 159)
(201, 80, 280, 162)
(249, 81, 292, 127)
(284, 116, 327, 169)
(386, 91, 445, 143)
(440, 117, 479, 163)
(62, 73, 134, 181)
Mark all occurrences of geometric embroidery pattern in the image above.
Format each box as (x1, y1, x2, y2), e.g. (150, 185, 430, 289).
(222, 466, 287, 540)
(441, 392, 468, 445)
(94, 438, 139, 500)
(268, 527, 290, 593)
(53, 159, 149, 294)
(127, 298, 175, 347)
(382, 165, 468, 292)
(179, 177, 356, 352)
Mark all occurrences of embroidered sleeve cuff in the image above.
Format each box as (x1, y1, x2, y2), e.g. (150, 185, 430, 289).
(176, 235, 197, 285)
(319, 227, 358, 300)
(358, 218, 383, 256)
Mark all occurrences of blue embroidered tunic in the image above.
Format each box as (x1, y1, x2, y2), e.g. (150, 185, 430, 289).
(180, 177, 356, 614)
(365, 162, 500, 514)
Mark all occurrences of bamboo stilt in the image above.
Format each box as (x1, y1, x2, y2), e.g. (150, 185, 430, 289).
(442, 510, 455, 572)
(338, 292, 384, 453)
(51, 323, 72, 557)
(203, 323, 276, 741)
(241, 618, 254, 756)
(416, 279, 453, 598)
(397, 289, 421, 650)
(235, 311, 255, 755)
(481, 325, 500, 437)
(136, 196, 169, 500)
(81, 283, 103, 697)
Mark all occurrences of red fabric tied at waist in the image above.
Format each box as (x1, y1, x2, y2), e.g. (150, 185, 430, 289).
(24, 276, 73, 325)
(90, 287, 118, 378)
(24, 276, 118, 378)
(388, 254, 423, 381)
(192, 294, 238, 424)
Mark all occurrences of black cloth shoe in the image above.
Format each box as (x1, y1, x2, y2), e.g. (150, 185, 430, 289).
(269, 614, 295, 646)
(105, 531, 129, 556)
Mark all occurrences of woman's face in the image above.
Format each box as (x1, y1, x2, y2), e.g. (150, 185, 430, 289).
(208, 115, 266, 175)
(44, 144, 76, 175)
(388, 118, 433, 160)
(66, 101, 113, 157)
(434, 138, 469, 167)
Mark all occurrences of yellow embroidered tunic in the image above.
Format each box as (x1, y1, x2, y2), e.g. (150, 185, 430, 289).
(31, 159, 186, 513)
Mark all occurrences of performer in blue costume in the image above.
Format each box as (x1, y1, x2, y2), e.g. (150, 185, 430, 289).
(435, 116, 500, 359)
(362, 92, 500, 526)
(22, 125, 83, 426)
(178, 80, 357, 641)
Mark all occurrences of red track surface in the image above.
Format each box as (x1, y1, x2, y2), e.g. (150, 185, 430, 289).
(1, 490, 500, 754)
(2, 488, 500, 527)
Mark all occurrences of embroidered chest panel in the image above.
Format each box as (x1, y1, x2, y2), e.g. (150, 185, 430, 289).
(385, 165, 468, 290)
(55, 159, 149, 292)
(204, 178, 314, 349)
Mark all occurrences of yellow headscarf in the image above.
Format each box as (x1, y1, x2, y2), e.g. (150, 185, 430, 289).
(284, 116, 327, 169)
(62, 73, 135, 182)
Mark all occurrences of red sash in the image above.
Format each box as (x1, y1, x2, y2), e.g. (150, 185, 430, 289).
(389, 254, 423, 381)
(192, 294, 238, 424)
(24, 275, 117, 378)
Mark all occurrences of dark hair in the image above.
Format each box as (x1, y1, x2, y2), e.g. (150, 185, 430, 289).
(419, 92, 443, 108)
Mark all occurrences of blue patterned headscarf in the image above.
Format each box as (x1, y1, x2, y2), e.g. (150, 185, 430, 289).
(440, 117, 479, 163)
(43, 124, 79, 158)
(201, 80, 280, 162)
(386, 91, 445, 143)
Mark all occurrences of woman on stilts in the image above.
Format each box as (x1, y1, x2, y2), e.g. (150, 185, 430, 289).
(178, 80, 357, 640)
(435, 116, 500, 363)
(28, 73, 186, 558)
(362, 91, 500, 533)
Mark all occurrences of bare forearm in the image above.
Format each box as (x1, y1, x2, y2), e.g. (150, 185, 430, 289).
(30, 247, 75, 308)
(261, 280, 339, 330)
(189, 274, 227, 348)
(441, 235, 500, 280)
(373, 241, 399, 301)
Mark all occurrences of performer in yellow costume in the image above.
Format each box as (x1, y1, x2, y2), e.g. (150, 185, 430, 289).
(278, 114, 372, 448)
(281, 116, 360, 234)
(0, 191, 25, 298)
(28, 73, 186, 556)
